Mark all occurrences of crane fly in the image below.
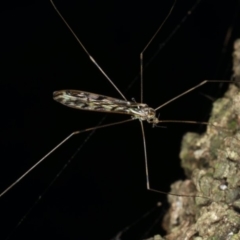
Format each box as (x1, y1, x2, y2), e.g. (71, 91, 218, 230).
(49, 0, 230, 199)
(0, 0, 233, 201)
(0, 0, 238, 239)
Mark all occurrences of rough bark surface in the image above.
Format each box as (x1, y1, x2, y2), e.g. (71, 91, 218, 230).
(150, 39, 240, 240)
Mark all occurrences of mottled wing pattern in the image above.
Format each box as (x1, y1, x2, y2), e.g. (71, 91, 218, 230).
(53, 90, 143, 115)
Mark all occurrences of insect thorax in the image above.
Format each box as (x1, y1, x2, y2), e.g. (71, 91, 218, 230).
(130, 104, 159, 125)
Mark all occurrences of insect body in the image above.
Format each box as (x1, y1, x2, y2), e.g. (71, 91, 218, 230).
(53, 90, 158, 124)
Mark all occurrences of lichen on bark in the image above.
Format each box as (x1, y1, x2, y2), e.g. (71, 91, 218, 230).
(158, 39, 240, 240)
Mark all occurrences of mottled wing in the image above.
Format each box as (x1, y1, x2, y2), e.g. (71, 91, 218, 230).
(53, 90, 139, 115)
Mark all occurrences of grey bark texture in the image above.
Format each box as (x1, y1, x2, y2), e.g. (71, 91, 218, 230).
(151, 39, 240, 240)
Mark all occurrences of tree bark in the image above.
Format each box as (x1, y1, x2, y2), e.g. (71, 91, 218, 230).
(155, 39, 240, 240)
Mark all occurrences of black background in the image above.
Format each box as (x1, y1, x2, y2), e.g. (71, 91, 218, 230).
(0, 0, 240, 239)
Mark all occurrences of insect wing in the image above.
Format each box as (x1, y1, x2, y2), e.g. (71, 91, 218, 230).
(53, 90, 139, 115)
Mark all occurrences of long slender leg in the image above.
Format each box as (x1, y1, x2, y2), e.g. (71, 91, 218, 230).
(155, 80, 233, 111)
(110, 202, 162, 240)
(50, 0, 127, 101)
(0, 118, 135, 198)
(124, 0, 203, 97)
(140, 0, 177, 103)
(139, 120, 212, 199)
